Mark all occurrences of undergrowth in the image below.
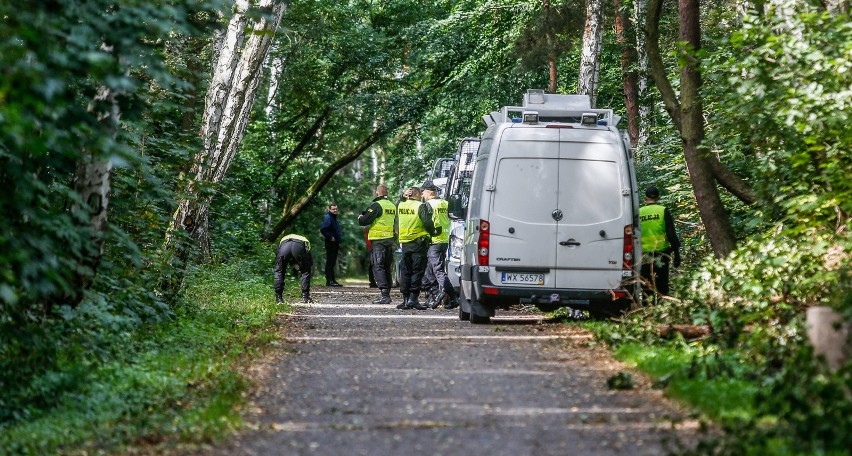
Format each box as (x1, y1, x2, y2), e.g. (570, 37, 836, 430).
(0, 253, 289, 454)
(580, 229, 851, 455)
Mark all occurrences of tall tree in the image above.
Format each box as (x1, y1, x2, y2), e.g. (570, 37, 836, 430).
(578, 0, 605, 106)
(68, 83, 121, 304)
(614, 0, 640, 146)
(163, 0, 285, 286)
(633, 0, 652, 152)
(645, 0, 737, 257)
(513, 1, 583, 93)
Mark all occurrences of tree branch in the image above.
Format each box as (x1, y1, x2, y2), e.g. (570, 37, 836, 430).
(705, 150, 757, 204)
(273, 107, 331, 183)
(644, 0, 681, 131)
(264, 119, 407, 241)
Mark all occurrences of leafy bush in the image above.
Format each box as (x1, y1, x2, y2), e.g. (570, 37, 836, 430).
(0, 249, 287, 454)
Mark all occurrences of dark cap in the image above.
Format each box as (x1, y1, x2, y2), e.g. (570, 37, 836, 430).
(421, 180, 439, 192)
(645, 186, 660, 199)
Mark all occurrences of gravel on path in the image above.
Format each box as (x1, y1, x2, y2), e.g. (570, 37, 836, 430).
(208, 285, 698, 456)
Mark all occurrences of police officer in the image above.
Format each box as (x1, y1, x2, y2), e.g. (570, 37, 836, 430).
(358, 184, 397, 304)
(639, 186, 681, 301)
(274, 233, 314, 303)
(396, 186, 440, 310)
(319, 204, 342, 287)
(421, 181, 458, 309)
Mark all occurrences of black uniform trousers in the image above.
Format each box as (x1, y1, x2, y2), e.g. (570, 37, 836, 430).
(640, 250, 672, 299)
(324, 238, 339, 283)
(370, 238, 395, 290)
(422, 243, 454, 296)
(275, 240, 313, 295)
(399, 236, 430, 296)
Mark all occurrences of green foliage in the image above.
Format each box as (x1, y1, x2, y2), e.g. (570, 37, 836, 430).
(614, 343, 758, 421)
(0, 251, 287, 454)
(705, 6, 852, 235)
(512, 1, 584, 73)
(593, 227, 850, 454)
(0, 0, 223, 431)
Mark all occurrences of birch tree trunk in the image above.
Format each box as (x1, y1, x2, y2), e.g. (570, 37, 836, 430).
(265, 44, 284, 117)
(634, 0, 651, 153)
(578, 0, 605, 107)
(67, 84, 120, 305)
(163, 0, 286, 289)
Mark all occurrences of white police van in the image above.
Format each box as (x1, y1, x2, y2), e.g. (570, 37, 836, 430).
(458, 90, 641, 323)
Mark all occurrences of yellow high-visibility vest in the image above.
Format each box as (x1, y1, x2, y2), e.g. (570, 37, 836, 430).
(427, 198, 449, 244)
(397, 199, 428, 242)
(280, 233, 311, 252)
(368, 199, 397, 240)
(640, 205, 670, 252)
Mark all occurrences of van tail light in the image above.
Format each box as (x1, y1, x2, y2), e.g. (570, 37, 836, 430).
(623, 225, 634, 271)
(482, 286, 499, 295)
(477, 220, 490, 266)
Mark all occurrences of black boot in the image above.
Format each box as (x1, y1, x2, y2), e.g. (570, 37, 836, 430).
(408, 291, 427, 311)
(396, 294, 410, 309)
(301, 291, 313, 303)
(443, 292, 459, 309)
(372, 288, 392, 304)
(429, 291, 445, 309)
(275, 293, 283, 303)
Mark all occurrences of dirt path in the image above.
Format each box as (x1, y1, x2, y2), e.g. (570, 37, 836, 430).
(210, 285, 697, 455)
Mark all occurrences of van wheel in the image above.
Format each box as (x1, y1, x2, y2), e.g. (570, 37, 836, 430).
(459, 306, 470, 321)
(468, 294, 491, 324)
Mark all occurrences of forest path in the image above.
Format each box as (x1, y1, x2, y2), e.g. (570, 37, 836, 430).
(207, 284, 697, 456)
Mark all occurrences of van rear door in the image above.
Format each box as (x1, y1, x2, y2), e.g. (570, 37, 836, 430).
(488, 128, 560, 287)
(554, 129, 626, 290)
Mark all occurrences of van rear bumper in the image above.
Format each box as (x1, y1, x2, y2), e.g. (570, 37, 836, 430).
(474, 271, 630, 306)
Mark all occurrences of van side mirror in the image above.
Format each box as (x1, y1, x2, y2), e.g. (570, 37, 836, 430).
(448, 194, 465, 219)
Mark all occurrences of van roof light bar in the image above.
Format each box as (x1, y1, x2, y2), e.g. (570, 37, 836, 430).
(526, 89, 545, 104)
(490, 91, 615, 127)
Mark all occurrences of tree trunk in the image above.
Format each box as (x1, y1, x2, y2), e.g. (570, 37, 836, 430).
(68, 85, 120, 305)
(646, 0, 736, 257)
(678, 0, 737, 257)
(547, 55, 558, 94)
(634, 0, 651, 153)
(579, 0, 605, 107)
(544, 0, 558, 93)
(163, 0, 286, 291)
(707, 154, 757, 204)
(614, 0, 640, 147)
(265, 44, 284, 117)
(272, 108, 331, 183)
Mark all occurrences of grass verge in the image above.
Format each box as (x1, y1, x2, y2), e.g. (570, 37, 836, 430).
(580, 320, 758, 422)
(0, 259, 289, 454)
